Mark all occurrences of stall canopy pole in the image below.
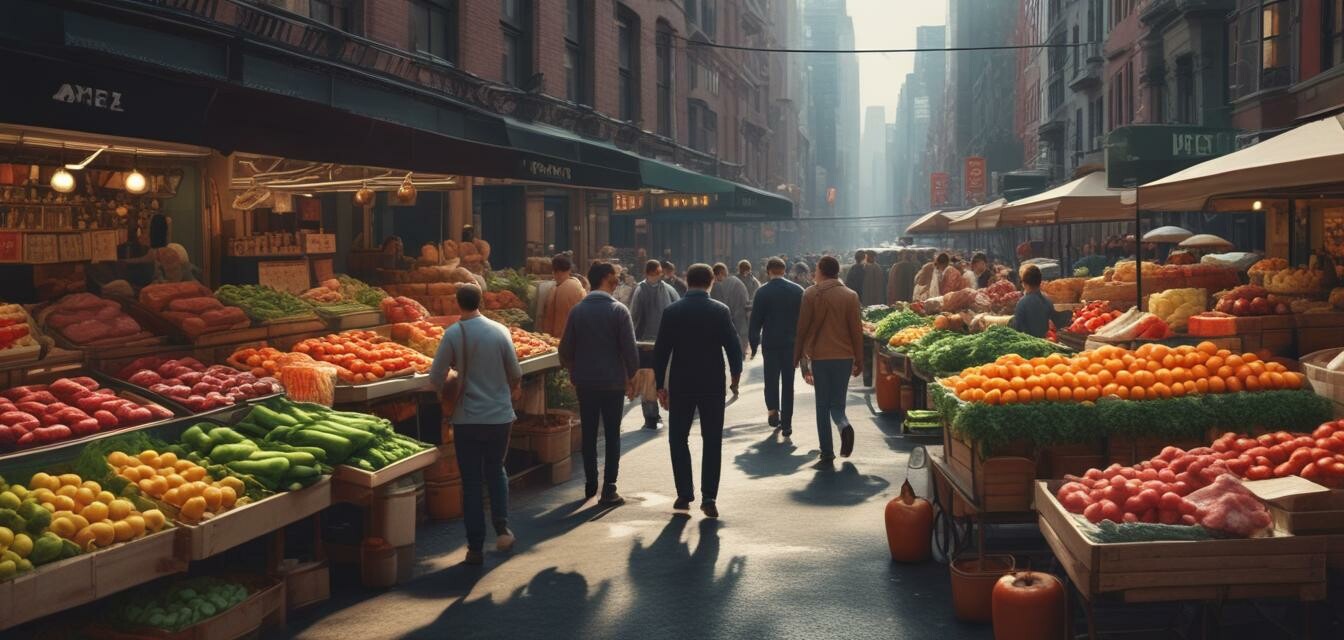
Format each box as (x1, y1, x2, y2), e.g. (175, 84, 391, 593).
(1135, 191, 1144, 311)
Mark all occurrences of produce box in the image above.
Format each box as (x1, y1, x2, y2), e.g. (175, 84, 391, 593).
(320, 308, 382, 330)
(90, 575, 285, 640)
(1293, 311, 1344, 356)
(941, 426, 1036, 513)
(331, 445, 438, 489)
(0, 378, 180, 462)
(1035, 481, 1327, 603)
(1299, 347, 1344, 416)
(519, 351, 561, 377)
(1247, 478, 1344, 535)
(173, 476, 331, 561)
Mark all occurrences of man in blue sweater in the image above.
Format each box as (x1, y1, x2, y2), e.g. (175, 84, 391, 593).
(748, 257, 804, 436)
(654, 264, 744, 518)
(559, 262, 640, 505)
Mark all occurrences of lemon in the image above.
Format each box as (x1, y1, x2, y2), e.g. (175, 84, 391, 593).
(57, 473, 82, 488)
(142, 509, 166, 533)
(97, 491, 116, 504)
(81, 501, 109, 523)
(108, 499, 134, 521)
(0, 491, 18, 510)
(50, 517, 77, 540)
(74, 487, 97, 507)
(8, 485, 26, 500)
(0, 526, 13, 548)
(112, 520, 135, 542)
(10, 533, 32, 558)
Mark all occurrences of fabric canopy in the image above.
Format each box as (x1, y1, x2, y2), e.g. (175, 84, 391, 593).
(998, 171, 1133, 225)
(947, 198, 1006, 231)
(1138, 114, 1344, 211)
(904, 209, 954, 234)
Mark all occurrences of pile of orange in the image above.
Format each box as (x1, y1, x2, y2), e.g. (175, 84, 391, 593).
(943, 341, 1304, 405)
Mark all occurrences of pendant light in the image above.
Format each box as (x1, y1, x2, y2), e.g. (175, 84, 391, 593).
(394, 173, 416, 204)
(124, 150, 148, 195)
(353, 182, 374, 206)
(51, 144, 75, 193)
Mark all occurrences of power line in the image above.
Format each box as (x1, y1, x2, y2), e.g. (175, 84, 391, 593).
(678, 38, 1096, 55)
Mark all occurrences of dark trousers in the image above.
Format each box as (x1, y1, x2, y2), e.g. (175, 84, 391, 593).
(812, 358, 853, 455)
(762, 348, 795, 426)
(452, 423, 511, 551)
(577, 388, 624, 489)
(668, 393, 725, 502)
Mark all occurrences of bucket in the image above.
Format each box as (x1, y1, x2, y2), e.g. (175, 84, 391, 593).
(373, 480, 419, 547)
(427, 478, 463, 520)
(949, 554, 1015, 622)
(875, 357, 903, 413)
(360, 538, 399, 588)
(424, 444, 460, 481)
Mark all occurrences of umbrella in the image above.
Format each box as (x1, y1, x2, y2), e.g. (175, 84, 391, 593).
(1178, 233, 1234, 250)
(1142, 225, 1193, 243)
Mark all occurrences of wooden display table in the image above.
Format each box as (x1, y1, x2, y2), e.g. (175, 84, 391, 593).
(1294, 311, 1344, 356)
(174, 477, 332, 561)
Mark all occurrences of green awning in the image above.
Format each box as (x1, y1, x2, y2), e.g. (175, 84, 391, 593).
(639, 158, 739, 193)
(640, 158, 793, 220)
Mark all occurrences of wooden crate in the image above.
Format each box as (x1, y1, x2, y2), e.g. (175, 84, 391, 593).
(1040, 440, 1108, 480)
(1036, 481, 1327, 603)
(89, 576, 285, 640)
(941, 428, 1036, 513)
(1266, 489, 1344, 535)
(332, 447, 438, 489)
(175, 477, 332, 560)
(1105, 435, 1206, 468)
(1328, 535, 1344, 570)
(274, 560, 330, 611)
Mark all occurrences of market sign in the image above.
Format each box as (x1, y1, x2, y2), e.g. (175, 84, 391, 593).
(612, 192, 646, 213)
(930, 172, 950, 207)
(964, 156, 986, 204)
(1106, 125, 1239, 190)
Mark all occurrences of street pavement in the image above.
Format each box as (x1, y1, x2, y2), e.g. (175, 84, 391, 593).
(281, 355, 989, 640)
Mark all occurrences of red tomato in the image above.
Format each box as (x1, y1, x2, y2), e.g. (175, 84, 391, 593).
(1312, 424, 1336, 440)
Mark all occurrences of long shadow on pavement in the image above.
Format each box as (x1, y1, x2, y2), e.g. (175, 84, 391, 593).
(733, 433, 815, 478)
(790, 461, 890, 506)
(614, 516, 746, 639)
(406, 566, 612, 639)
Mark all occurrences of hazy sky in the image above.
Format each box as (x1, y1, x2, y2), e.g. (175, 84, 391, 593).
(849, 0, 949, 126)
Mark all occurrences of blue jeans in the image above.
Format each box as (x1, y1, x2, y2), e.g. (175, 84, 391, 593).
(811, 359, 853, 455)
(762, 348, 795, 426)
(452, 423, 511, 551)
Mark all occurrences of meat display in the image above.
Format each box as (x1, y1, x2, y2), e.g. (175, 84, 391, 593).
(139, 282, 251, 337)
(38, 293, 155, 347)
(0, 376, 173, 450)
(116, 356, 282, 413)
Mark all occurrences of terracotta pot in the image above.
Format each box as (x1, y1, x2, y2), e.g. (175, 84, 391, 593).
(884, 480, 932, 562)
(949, 554, 1014, 623)
(992, 571, 1065, 640)
(426, 478, 463, 521)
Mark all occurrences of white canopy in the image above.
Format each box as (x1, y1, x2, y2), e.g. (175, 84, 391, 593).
(1142, 225, 1193, 243)
(1138, 114, 1344, 211)
(904, 209, 954, 235)
(947, 198, 1007, 231)
(998, 171, 1133, 225)
(1178, 233, 1234, 250)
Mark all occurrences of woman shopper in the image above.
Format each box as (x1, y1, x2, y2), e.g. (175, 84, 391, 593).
(429, 284, 523, 565)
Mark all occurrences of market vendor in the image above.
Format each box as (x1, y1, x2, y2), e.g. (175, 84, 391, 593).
(120, 214, 198, 284)
(379, 235, 415, 271)
(1009, 264, 1053, 339)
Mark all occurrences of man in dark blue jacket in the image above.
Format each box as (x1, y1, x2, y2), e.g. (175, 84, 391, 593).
(654, 264, 744, 518)
(559, 262, 639, 505)
(748, 257, 804, 436)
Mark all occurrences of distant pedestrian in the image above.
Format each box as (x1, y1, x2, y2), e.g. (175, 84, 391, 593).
(843, 249, 868, 300)
(1010, 264, 1054, 339)
(661, 260, 688, 297)
(736, 260, 762, 302)
(860, 250, 885, 306)
(938, 252, 966, 294)
(429, 284, 521, 564)
(629, 259, 680, 429)
(794, 256, 864, 463)
(887, 251, 919, 304)
(539, 254, 587, 339)
(791, 262, 813, 288)
(654, 264, 744, 518)
(748, 257, 804, 436)
(970, 252, 992, 289)
(559, 262, 640, 505)
(710, 262, 751, 354)
(614, 269, 636, 307)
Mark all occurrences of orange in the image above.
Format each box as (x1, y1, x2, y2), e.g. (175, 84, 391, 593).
(1216, 366, 1234, 378)
(954, 381, 969, 395)
(1035, 364, 1051, 375)
(1171, 367, 1189, 384)
(1130, 386, 1146, 401)
(1114, 385, 1130, 400)
(1205, 377, 1223, 393)
(1226, 354, 1244, 368)
(1197, 341, 1218, 355)
(1206, 356, 1224, 370)
(1190, 364, 1208, 379)
(1150, 382, 1171, 399)
(984, 389, 1002, 405)
(1243, 374, 1261, 391)
(1051, 364, 1070, 375)
(1076, 387, 1092, 401)
(1194, 378, 1210, 393)
(1242, 352, 1260, 363)
(1115, 370, 1133, 387)
(1046, 372, 1063, 388)
(1025, 375, 1042, 388)
(1266, 361, 1286, 373)
(1122, 354, 1137, 367)
(1283, 371, 1304, 388)
(1248, 361, 1266, 376)
(1010, 377, 1026, 391)
(1058, 386, 1073, 401)
(1045, 353, 1064, 367)
(1260, 372, 1276, 389)
(1045, 387, 1060, 402)
(958, 390, 974, 401)
(1105, 359, 1124, 373)
(1170, 381, 1187, 397)
(1225, 376, 1243, 392)
(1062, 372, 1078, 388)
(1096, 369, 1114, 385)
(971, 389, 986, 403)
(1161, 354, 1178, 369)
(1135, 370, 1155, 388)
(1086, 363, 1103, 375)
(1002, 390, 1018, 404)
(1146, 359, 1162, 372)
(1156, 369, 1173, 386)
(1102, 383, 1119, 397)
(1235, 365, 1253, 380)
(1216, 349, 1232, 358)
(1030, 387, 1046, 403)
(1135, 344, 1154, 359)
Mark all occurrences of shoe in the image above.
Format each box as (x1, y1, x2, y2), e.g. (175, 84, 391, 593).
(495, 528, 516, 553)
(768, 413, 780, 428)
(780, 423, 792, 437)
(701, 501, 719, 518)
(464, 549, 484, 565)
(643, 422, 661, 430)
(600, 487, 625, 505)
(840, 425, 855, 458)
(673, 497, 692, 510)
(585, 483, 598, 499)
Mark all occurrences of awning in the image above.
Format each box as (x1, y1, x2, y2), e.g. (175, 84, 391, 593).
(905, 209, 955, 234)
(998, 171, 1133, 225)
(947, 198, 1006, 231)
(1138, 114, 1344, 211)
(503, 119, 642, 190)
(640, 157, 793, 220)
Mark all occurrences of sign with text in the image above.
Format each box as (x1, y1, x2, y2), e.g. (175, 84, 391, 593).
(89, 230, 118, 262)
(0, 232, 20, 263)
(964, 156, 986, 204)
(257, 259, 311, 294)
(1106, 125, 1239, 190)
(930, 173, 950, 207)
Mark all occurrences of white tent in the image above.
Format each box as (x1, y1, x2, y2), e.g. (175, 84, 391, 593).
(998, 171, 1133, 225)
(1138, 114, 1344, 211)
(947, 198, 1007, 231)
(904, 209, 955, 235)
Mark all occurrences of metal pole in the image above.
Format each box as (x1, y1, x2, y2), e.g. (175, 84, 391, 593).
(1135, 190, 1143, 311)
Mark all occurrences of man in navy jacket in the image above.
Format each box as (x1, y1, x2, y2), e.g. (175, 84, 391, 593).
(748, 257, 804, 436)
(654, 264, 744, 518)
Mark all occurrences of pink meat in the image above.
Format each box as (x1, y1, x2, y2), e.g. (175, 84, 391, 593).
(202, 307, 247, 326)
(62, 319, 111, 344)
(52, 293, 106, 312)
(108, 315, 142, 337)
(168, 296, 224, 314)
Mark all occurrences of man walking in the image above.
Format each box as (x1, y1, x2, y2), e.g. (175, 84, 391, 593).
(794, 256, 864, 463)
(661, 260, 688, 297)
(843, 250, 868, 300)
(861, 250, 886, 307)
(654, 264, 744, 518)
(736, 260, 761, 302)
(629, 259, 680, 429)
(559, 262, 640, 505)
(429, 284, 521, 564)
(887, 251, 920, 304)
(710, 263, 751, 354)
(539, 254, 587, 340)
(748, 258, 804, 436)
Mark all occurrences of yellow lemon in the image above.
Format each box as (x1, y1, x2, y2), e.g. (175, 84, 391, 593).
(74, 487, 97, 507)
(124, 515, 146, 537)
(56, 485, 78, 498)
(10, 533, 32, 558)
(50, 517, 77, 540)
(81, 480, 102, 493)
(157, 452, 178, 468)
(97, 490, 116, 504)
(74, 525, 97, 550)
(137, 450, 159, 465)
(112, 520, 135, 542)
(68, 514, 89, 531)
(57, 473, 82, 487)
(7, 485, 26, 500)
(0, 526, 13, 548)
(81, 501, 109, 523)
(108, 499, 134, 521)
(52, 495, 77, 513)
(107, 451, 131, 467)
(89, 522, 115, 547)
(142, 509, 166, 533)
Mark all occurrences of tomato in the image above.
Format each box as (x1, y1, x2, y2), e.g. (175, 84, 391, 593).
(1274, 431, 1294, 444)
(1225, 457, 1251, 476)
(1233, 437, 1257, 451)
(1266, 445, 1289, 464)
(1300, 463, 1321, 480)
(1313, 424, 1336, 440)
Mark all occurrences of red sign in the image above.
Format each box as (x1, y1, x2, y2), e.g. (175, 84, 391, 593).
(0, 232, 19, 262)
(964, 156, 987, 204)
(930, 173, 949, 207)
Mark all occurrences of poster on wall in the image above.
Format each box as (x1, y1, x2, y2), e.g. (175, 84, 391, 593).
(89, 230, 119, 262)
(930, 173, 950, 207)
(257, 259, 311, 294)
(23, 234, 58, 264)
(1323, 208, 1344, 258)
(964, 156, 986, 204)
(0, 232, 20, 263)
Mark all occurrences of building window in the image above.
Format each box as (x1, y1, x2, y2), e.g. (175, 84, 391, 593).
(501, 0, 532, 87)
(1074, 107, 1083, 156)
(1125, 59, 1134, 123)
(1176, 55, 1195, 124)
(564, 0, 590, 104)
(1327, 0, 1344, 69)
(1261, 0, 1286, 70)
(617, 7, 640, 122)
(691, 0, 717, 39)
(656, 22, 674, 136)
(1088, 97, 1102, 149)
(410, 0, 457, 64)
(688, 100, 717, 154)
(1071, 25, 1079, 78)
(310, 0, 349, 30)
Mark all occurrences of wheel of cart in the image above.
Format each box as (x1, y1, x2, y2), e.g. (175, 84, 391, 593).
(924, 453, 1037, 562)
(907, 445, 973, 561)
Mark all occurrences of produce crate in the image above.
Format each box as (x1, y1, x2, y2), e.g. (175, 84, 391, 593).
(332, 446, 438, 489)
(0, 348, 84, 390)
(0, 383, 181, 464)
(1265, 489, 1344, 535)
(1299, 347, 1344, 416)
(174, 476, 332, 561)
(1328, 535, 1344, 570)
(519, 351, 560, 376)
(274, 560, 330, 611)
(320, 308, 382, 330)
(332, 373, 430, 405)
(941, 427, 1036, 513)
(1294, 312, 1344, 357)
(1036, 481, 1327, 603)
(511, 411, 577, 465)
(89, 575, 285, 640)
(0, 528, 182, 630)
(1104, 434, 1207, 468)
(264, 316, 327, 339)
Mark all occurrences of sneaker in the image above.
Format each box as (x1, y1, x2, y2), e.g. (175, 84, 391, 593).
(701, 501, 719, 518)
(768, 413, 780, 428)
(780, 423, 792, 437)
(840, 425, 855, 458)
(643, 421, 661, 430)
(673, 497, 692, 511)
(495, 528, 516, 553)
(600, 487, 625, 506)
(585, 483, 598, 499)
(464, 549, 484, 565)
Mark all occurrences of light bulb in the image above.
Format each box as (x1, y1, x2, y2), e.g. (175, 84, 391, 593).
(353, 186, 374, 206)
(50, 168, 75, 193)
(1251, 200, 1263, 211)
(125, 169, 148, 194)
(394, 174, 416, 204)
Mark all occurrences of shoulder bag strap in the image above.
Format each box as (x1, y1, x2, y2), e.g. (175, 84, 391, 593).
(455, 320, 469, 403)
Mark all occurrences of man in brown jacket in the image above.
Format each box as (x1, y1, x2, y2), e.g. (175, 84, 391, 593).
(794, 255, 864, 462)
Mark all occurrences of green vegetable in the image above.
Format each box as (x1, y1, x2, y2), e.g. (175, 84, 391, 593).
(215, 284, 316, 322)
(286, 429, 355, 462)
(180, 425, 212, 454)
(250, 405, 298, 429)
(208, 442, 259, 463)
(863, 305, 900, 323)
(29, 532, 65, 565)
(207, 427, 248, 447)
(1085, 520, 1214, 543)
(903, 325, 1067, 375)
(248, 449, 318, 466)
(873, 310, 931, 343)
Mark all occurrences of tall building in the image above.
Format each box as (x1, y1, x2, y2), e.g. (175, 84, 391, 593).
(803, 0, 861, 220)
(1033, 0, 1107, 181)
(859, 106, 889, 215)
(1229, 0, 1344, 133)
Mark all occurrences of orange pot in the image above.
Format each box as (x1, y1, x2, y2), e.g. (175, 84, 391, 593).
(949, 554, 1014, 623)
(884, 480, 932, 562)
(427, 478, 463, 520)
(875, 356, 903, 414)
(992, 571, 1065, 640)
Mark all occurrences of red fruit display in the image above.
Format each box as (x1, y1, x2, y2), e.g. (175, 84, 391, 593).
(116, 356, 281, 413)
(0, 377, 171, 450)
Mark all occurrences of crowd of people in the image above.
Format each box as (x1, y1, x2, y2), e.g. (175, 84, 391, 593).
(428, 246, 1060, 563)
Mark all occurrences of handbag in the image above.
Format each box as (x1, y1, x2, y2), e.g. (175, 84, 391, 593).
(440, 320, 469, 416)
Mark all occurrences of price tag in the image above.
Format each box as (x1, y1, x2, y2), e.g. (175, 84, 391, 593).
(0, 232, 21, 263)
(304, 233, 336, 254)
(23, 234, 59, 264)
(257, 259, 311, 294)
(89, 230, 118, 262)
(58, 233, 88, 262)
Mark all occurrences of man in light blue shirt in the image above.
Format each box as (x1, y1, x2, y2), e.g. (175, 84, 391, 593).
(429, 284, 522, 565)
